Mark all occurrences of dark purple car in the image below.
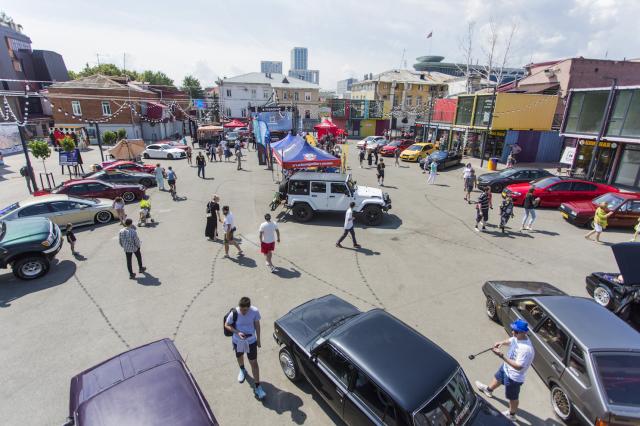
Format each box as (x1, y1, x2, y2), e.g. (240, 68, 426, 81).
(65, 339, 218, 426)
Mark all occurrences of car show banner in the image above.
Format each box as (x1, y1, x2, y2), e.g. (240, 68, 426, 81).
(59, 149, 83, 166)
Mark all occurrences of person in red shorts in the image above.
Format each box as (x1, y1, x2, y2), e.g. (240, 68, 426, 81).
(259, 213, 280, 272)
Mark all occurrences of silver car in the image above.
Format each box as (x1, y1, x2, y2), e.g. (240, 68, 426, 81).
(483, 281, 640, 425)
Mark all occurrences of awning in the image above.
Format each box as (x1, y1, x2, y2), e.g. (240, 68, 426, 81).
(144, 101, 168, 120)
(223, 119, 246, 128)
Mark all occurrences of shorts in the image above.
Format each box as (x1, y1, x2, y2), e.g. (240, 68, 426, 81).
(477, 208, 489, 222)
(594, 223, 603, 233)
(224, 230, 235, 243)
(377, 171, 384, 178)
(233, 341, 257, 360)
(261, 241, 275, 254)
(495, 368, 523, 401)
(167, 179, 176, 186)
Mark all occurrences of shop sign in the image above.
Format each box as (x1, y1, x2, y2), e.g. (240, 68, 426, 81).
(59, 149, 81, 166)
(560, 146, 577, 165)
(578, 139, 614, 148)
(490, 130, 506, 136)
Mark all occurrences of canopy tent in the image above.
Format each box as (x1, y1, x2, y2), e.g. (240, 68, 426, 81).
(223, 119, 246, 128)
(108, 139, 146, 160)
(272, 137, 341, 169)
(197, 125, 223, 139)
(270, 133, 300, 151)
(314, 118, 342, 139)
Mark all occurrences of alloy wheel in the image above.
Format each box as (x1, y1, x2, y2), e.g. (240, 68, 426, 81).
(279, 351, 296, 379)
(593, 287, 611, 307)
(551, 386, 571, 420)
(21, 260, 44, 278)
(96, 211, 112, 224)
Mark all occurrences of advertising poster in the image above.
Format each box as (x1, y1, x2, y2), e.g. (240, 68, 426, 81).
(0, 124, 23, 155)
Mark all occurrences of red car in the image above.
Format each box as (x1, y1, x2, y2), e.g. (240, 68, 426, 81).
(504, 176, 619, 207)
(380, 139, 414, 157)
(100, 160, 156, 174)
(35, 179, 146, 202)
(560, 192, 640, 228)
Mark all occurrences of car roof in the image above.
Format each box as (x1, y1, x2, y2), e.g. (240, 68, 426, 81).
(330, 310, 459, 412)
(411, 142, 431, 146)
(534, 296, 640, 351)
(290, 172, 347, 182)
(607, 192, 640, 199)
(64, 179, 107, 186)
(19, 194, 75, 205)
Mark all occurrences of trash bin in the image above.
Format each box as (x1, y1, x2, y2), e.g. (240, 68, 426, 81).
(487, 157, 499, 171)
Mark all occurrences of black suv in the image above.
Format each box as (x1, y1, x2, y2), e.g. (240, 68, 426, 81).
(0, 217, 62, 280)
(273, 295, 511, 425)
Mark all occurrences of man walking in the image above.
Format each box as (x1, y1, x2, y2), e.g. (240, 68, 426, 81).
(520, 187, 539, 231)
(427, 160, 438, 184)
(154, 163, 165, 191)
(259, 213, 280, 272)
(118, 218, 146, 280)
(222, 205, 243, 257)
(209, 143, 217, 162)
(336, 201, 361, 248)
(196, 152, 206, 179)
(235, 144, 243, 170)
(376, 158, 385, 186)
(394, 146, 400, 166)
(475, 186, 492, 231)
(224, 297, 266, 400)
(475, 319, 535, 421)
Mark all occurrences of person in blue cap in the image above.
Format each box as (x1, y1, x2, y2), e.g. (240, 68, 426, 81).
(475, 319, 535, 421)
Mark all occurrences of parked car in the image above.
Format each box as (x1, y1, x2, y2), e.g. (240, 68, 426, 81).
(142, 143, 187, 160)
(237, 126, 250, 137)
(399, 143, 435, 162)
(82, 170, 156, 188)
(477, 168, 554, 193)
(273, 294, 512, 426)
(586, 242, 640, 331)
(167, 141, 190, 151)
(35, 180, 145, 203)
(98, 160, 155, 174)
(356, 135, 386, 149)
(504, 176, 619, 207)
(482, 280, 640, 424)
(560, 192, 640, 228)
(65, 339, 218, 426)
(282, 172, 391, 225)
(0, 217, 62, 280)
(0, 195, 117, 228)
(417, 150, 463, 171)
(380, 139, 414, 157)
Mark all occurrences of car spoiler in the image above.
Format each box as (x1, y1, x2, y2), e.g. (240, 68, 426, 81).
(612, 242, 640, 285)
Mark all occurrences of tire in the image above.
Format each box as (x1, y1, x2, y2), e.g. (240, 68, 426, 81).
(485, 296, 499, 322)
(143, 153, 150, 159)
(95, 210, 113, 224)
(291, 204, 313, 222)
(550, 384, 574, 422)
(122, 191, 136, 202)
(278, 347, 301, 382)
(491, 183, 504, 193)
(586, 219, 595, 229)
(140, 178, 153, 188)
(167, 154, 174, 160)
(12, 255, 49, 280)
(362, 205, 383, 226)
(593, 286, 612, 308)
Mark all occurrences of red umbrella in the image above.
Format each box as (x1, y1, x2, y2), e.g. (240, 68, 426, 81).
(223, 119, 246, 128)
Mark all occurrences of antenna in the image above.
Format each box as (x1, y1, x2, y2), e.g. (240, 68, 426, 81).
(400, 49, 406, 69)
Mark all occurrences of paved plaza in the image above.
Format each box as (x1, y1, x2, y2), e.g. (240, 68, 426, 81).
(0, 143, 632, 425)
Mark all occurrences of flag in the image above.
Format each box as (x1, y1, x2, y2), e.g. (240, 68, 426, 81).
(426, 31, 433, 39)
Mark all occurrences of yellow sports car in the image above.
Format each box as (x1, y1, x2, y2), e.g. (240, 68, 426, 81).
(399, 143, 435, 162)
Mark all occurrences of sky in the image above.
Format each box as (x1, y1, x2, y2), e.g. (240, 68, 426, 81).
(9, 0, 640, 91)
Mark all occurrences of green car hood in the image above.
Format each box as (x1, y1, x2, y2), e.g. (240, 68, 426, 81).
(1, 218, 51, 245)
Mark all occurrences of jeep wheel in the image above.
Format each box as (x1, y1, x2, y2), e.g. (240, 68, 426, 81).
(279, 347, 301, 382)
(291, 204, 313, 222)
(122, 191, 136, 202)
(12, 255, 49, 280)
(362, 205, 383, 226)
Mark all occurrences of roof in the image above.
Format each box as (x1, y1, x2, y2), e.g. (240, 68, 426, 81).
(221, 72, 319, 89)
(330, 310, 459, 412)
(48, 74, 154, 93)
(354, 69, 452, 85)
(20, 194, 76, 205)
(290, 172, 348, 182)
(535, 296, 640, 351)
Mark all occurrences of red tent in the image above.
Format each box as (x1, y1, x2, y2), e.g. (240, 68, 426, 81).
(314, 118, 342, 139)
(223, 119, 246, 128)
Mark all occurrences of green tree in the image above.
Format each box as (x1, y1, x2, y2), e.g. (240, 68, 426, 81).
(116, 129, 127, 140)
(102, 131, 117, 145)
(59, 136, 76, 152)
(139, 70, 174, 86)
(28, 140, 52, 174)
(181, 75, 205, 99)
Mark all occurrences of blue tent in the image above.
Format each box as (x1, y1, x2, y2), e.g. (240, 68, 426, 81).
(270, 132, 300, 150)
(273, 137, 341, 169)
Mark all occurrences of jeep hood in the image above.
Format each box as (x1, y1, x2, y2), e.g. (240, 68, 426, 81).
(1, 218, 51, 245)
(355, 186, 383, 199)
(612, 242, 640, 285)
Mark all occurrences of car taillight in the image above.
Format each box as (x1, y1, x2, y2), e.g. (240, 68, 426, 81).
(594, 418, 608, 426)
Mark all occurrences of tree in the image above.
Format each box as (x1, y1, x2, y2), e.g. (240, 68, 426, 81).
(181, 75, 205, 99)
(139, 70, 174, 86)
(59, 135, 76, 152)
(116, 129, 127, 140)
(67, 63, 175, 86)
(28, 140, 52, 174)
(102, 131, 117, 145)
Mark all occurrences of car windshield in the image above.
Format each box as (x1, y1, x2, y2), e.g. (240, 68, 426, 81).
(407, 145, 423, 151)
(532, 176, 562, 188)
(388, 141, 401, 147)
(414, 369, 476, 426)
(593, 193, 625, 210)
(50, 184, 66, 194)
(594, 353, 640, 406)
(430, 151, 447, 160)
(227, 132, 238, 138)
(0, 202, 20, 216)
(497, 169, 520, 177)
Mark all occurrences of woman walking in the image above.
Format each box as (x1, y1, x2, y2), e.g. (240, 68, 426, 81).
(112, 196, 126, 225)
(463, 164, 475, 203)
(359, 147, 365, 168)
(205, 195, 221, 240)
(520, 187, 539, 231)
(154, 163, 165, 191)
(585, 202, 613, 244)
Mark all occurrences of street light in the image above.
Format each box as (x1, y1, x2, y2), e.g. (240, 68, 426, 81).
(587, 77, 617, 181)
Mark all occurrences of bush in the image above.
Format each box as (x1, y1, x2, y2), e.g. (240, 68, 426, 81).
(117, 128, 127, 140)
(102, 131, 117, 145)
(28, 139, 52, 174)
(59, 136, 76, 152)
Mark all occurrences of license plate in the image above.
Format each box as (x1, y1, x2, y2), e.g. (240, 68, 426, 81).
(562, 212, 568, 219)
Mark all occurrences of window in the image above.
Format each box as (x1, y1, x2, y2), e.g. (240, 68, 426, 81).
(86, 183, 109, 192)
(567, 343, 590, 386)
(226, 89, 232, 97)
(417, 96, 422, 106)
(331, 183, 349, 195)
(18, 203, 50, 217)
(565, 91, 608, 134)
(537, 318, 568, 358)
(593, 353, 640, 406)
(263, 90, 270, 99)
(414, 369, 476, 426)
(294, 92, 299, 101)
(305, 92, 311, 101)
(101, 101, 111, 116)
(241, 108, 247, 118)
(225, 107, 231, 118)
(352, 369, 397, 424)
(516, 300, 545, 326)
(71, 101, 82, 116)
(473, 96, 494, 127)
(455, 97, 474, 126)
(548, 182, 573, 191)
(251, 89, 256, 99)
(66, 184, 88, 194)
(316, 345, 351, 386)
(625, 200, 640, 213)
(283, 91, 288, 100)
(305, 110, 311, 119)
(405, 96, 412, 107)
(572, 182, 597, 191)
(49, 201, 75, 212)
(311, 182, 326, 193)
(288, 180, 309, 195)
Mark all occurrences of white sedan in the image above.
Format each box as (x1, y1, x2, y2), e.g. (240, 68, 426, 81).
(142, 144, 186, 160)
(356, 136, 387, 149)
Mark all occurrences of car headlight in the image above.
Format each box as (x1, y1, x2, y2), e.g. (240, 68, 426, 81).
(41, 240, 51, 247)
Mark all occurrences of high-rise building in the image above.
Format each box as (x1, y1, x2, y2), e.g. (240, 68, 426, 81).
(260, 61, 282, 74)
(290, 47, 308, 70)
(288, 69, 319, 85)
(337, 78, 358, 97)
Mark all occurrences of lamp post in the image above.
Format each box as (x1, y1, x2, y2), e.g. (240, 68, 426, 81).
(587, 78, 617, 181)
(17, 125, 38, 192)
(479, 85, 497, 168)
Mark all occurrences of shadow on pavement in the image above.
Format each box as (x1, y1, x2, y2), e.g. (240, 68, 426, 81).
(492, 395, 564, 426)
(0, 259, 76, 308)
(258, 381, 308, 425)
(291, 380, 346, 425)
(229, 255, 257, 268)
(380, 185, 399, 189)
(273, 267, 301, 279)
(341, 246, 381, 256)
(136, 271, 161, 286)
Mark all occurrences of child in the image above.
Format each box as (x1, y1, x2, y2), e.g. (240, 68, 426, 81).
(138, 195, 154, 226)
(499, 194, 515, 233)
(66, 223, 77, 254)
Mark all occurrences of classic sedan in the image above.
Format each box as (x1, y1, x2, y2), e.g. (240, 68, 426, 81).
(142, 143, 187, 160)
(482, 280, 640, 425)
(273, 294, 511, 425)
(504, 176, 619, 207)
(477, 168, 554, 193)
(99, 160, 155, 174)
(82, 170, 156, 188)
(0, 195, 117, 228)
(418, 150, 463, 171)
(35, 180, 145, 203)
(356, 135, 386, 149)
(399, 143, 435, 162)
(380, 139, 413, 157)
(560, 192, 640, 228)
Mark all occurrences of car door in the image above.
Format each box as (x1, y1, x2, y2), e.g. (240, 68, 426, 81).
(146, 145, 161, 158)
(571, 182, 600, 203)
(343, 367, 400, 426)
(531, 316, 569, 385)
(544, 181, 573, 205)
(17, 202, 54, 222)
(65, 183, 89, 197)
(85, 182, 112, 198)
(48, 200, 84, 225)
(612, 200, 640, 227)
(311, 182, 328, 210)
(328, 182, 352, 211)
(562, 342, 593, 421)
(305, 344, 351, 419)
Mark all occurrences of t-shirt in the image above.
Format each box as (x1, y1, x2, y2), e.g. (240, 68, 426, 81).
(502, 337, 535, 383)
(463, 168, 472, 179)
(344, 207, 354, 229)
(259, 221, 278, 243)
(226, 306, 260, 345)
(377, 163, 385, 173)
(430, 161, 438, 173)
(223, 212, 235, 232)
(167, 170, 176, 181)
(478, 192, 491, 210)
(523, 193, 536, 209)
(154, 167, 164, 179)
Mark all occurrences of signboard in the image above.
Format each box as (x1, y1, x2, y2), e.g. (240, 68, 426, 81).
(0, 124, 23, 155)
(252, 111, 293, 132)
(59, 149, 82, 166)
(560, 146, 577, 165)
(249, 106, 293, 113)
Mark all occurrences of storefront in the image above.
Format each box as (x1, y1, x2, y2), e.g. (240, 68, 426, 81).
(613, 143, 640, 190)
(563, 137, 617, 181)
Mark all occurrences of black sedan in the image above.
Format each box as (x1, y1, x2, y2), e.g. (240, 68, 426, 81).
(477, 168, 553, 193)
(417, 150, 463, 171)
(81, 169, 156, 188)
(273, 294, 511, 425)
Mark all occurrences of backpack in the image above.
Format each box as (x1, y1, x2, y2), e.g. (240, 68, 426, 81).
(223, 308, 238, 337)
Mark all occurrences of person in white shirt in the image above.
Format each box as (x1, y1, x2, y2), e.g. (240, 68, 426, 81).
(222, 205, 243, 257)
(259, 213, 280, 272)
(475, 319, 535, 421)
(336, 202, 361, 248)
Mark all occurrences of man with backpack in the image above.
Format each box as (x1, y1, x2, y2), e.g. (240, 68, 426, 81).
(224, 297, 266, 400)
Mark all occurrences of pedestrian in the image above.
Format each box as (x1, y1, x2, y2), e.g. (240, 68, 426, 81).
(632, 217, 640, 242)
(373, 146, 379, 165)
(138, 195, 153, 226)
(216, 143, 223, 162)
(166, 167, 177, 198)
(463, 164, 476, 203)
(506, 153, 515, 169)
(224, 297, 266, 400)
(367, 149, 373, 167)
(222, 205, 243, 257)
(394, 146, 400, 166)
(259, 213, 280, 272)
(377, 158, 385, 186)
(118, 218, 146, 280)
(499, 193, 515, 233)
(186, 146, 193, 166)
(112, 196, 126, 225)
(205, 195, 221, 240)
(359, 147, 365, 168)
(475, 319, 535, 421)
(196, 152, 206, 178)
(235, 144, 243, 170)
(520, 187, 539, 231)
(208, 143, 217, 162)
(475, 186, 492, 232)
(154, 163, 165, 191)
(427, 160, 438, 184)
(585, 201, 614, 244)
(336, 201, 361, 248)
(66, 223, 77, 255)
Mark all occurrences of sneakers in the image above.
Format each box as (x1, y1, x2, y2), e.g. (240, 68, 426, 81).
(354, 244, 361, 248)
(336, 243, 343, 248)
(139, 267, 146, 273)
(254, 384, 266, 400)
(237, 367, 246, 383)
(474, 227, 480, 232)
(501, 410, 517, 421)
(270, 265, 277, 273)
(475, 381, 493, 398)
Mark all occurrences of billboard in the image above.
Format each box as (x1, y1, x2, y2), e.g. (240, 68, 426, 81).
(0, 124, 23, 155)
(250, 106, 293, 132)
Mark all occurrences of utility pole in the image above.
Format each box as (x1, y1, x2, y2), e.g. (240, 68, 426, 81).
(479, 85, 497, 168)
(425, 98, 433, 142)
(17, 125, 38, 192)
(587, 78, 617, 181)
(94, 122, 105, 162)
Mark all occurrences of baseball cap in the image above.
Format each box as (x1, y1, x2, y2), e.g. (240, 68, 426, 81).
(510, 319, 529, 333)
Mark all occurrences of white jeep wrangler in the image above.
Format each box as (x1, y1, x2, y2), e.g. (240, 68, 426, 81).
(282, 172, 391, 225)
